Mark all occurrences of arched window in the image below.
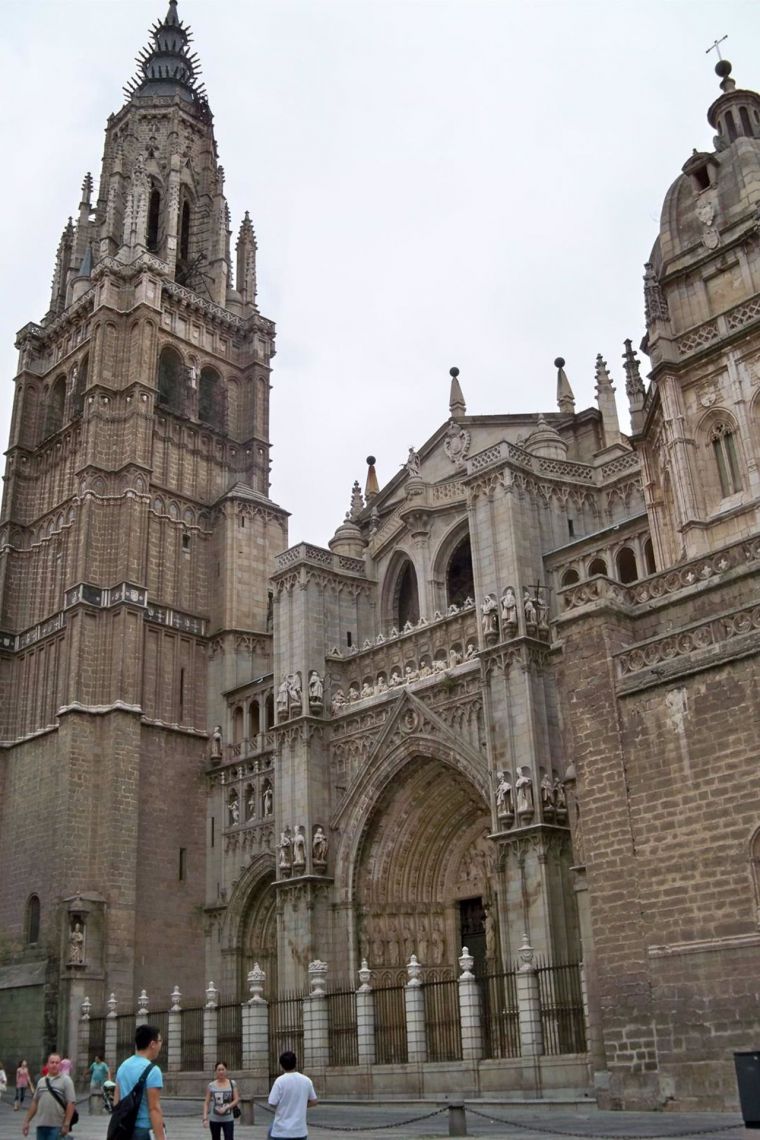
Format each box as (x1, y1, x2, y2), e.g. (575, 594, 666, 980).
(44, 376, 66, 438)
(395, 560, 420, 628)
(232, 706, 244, 742)
(147, 188, 161, 252)
(71, 355, 88, 418)
(179, 201, 191, 262)
(616, 546, 638, 584)
(199, 367, 225, 431)
(588, 558, 607, 577)
(644, 538, 656, 576)
(725, 110, 738, 141)
(26, 895, 40, 944)
(740, 106, 754, 137)
(157, 346, 185, 415)
(446, 536, 474, 608)
(711, 422, 742, 497)
(265, 693, 274, 730)
(249, 703, 260, 738)
(560, 568, 579, 587)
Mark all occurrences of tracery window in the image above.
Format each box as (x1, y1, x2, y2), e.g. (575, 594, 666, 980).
(157, 346, 185, 415)
(44, 376, 66, 438)
(446, 536, 474, 608)
(710, 422, 742, 497)
(199, 367, 225, 431)
(147, 188, 161, 252)
(396, 560, 420, 628)
(26, 894, 40, 944)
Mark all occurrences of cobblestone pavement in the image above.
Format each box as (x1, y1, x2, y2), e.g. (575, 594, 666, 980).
(0, 1096, 748, 1140)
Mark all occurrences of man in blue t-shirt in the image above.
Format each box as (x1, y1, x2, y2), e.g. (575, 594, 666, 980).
(114, 1024, 165, 1140)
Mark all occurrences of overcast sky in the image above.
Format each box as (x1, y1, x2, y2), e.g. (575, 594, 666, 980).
(1, 0, 758, 547)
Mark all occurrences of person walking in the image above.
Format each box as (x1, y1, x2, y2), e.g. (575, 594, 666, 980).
(87, 1057, 110, 1093)
(202, 1062, 240, 1140)
(113, 1025, 165, 1140)
(21, 1053, 75, 1140)
(267, 1051, 317, 1140)
(14, 1061, 34, 1111)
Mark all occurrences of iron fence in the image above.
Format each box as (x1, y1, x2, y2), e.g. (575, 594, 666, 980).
(423, 977, 462, 1062)
(373, 984, 407, 1064)
(479, 969, 520, 1059)
(181, 1006, 205, 1071)
(217, 1003, 242, 1070)
(87, 1016, 106, 1063)
(535, 961, 586, 1055)
(326, 988, 358, 1067)
(151, 1010, 169, 1051)
(269, 993, 303, 1079)
(115, 1014, 135, 1065)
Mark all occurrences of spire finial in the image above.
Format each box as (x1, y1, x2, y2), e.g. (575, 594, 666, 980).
(123, 0, 207, 108)
(594, 354, 613, 391)
(705, 35, 728, 63)
(80, 173, 93, 208)
(449, 366, 466, 419)
(555, 356, 575, 415)
(623, 338, 646, 433)
(364, 455, 379, 501)
(349, 480, 364, 521)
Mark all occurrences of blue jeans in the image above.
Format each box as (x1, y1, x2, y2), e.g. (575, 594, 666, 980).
(37, 1127, 62, 1140)
(133, 1129, 152, 1140)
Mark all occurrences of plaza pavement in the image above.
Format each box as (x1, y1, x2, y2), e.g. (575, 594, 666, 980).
(0, 1095, 749, 1140)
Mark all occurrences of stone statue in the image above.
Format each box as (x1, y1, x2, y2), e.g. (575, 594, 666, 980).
(312, 826, 328, 864)
(292, 825, 306, 868)
(278, 828, 292, 871)
(495, 771, 513, 816)
(516, 768, 534, 819)
(500, 586, 517, 629)
(389, 669, 402, 686)
(308, 671, 323, 708)
(375, 675, 388, 694)
(288, 672, 302, 707)
(481, 594, 498, 638)
(361, 681, 373, 699)
(228, 795, 240, 826)
(448, 602, 459, 615)
(404, 664, 419, 683)
(448, 648, 462, 667)
(210, 724, 223, 759)
(540, 772, 554, 817)
(554, 775, 567, 816)
(419, 661, 431, 678)
(464, 641, 477, 659)
(331, 688, 347, 715)
(263, 784, 273, 816)
(68, 921, 85, 965)
(348, 683, 360, 702)
(406, 446, 421, 476)
(276, 677, 289, 715)
(246, 790, 256, 820)
(523, 591, 537, 627)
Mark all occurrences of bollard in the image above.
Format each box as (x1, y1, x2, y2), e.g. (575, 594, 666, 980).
(88, 1092, 103, 1116)
(448, 1101, 467, 1137)
(240, 1098, 254, 1126)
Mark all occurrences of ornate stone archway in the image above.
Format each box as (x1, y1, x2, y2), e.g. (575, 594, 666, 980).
(219, 855, 277, 999)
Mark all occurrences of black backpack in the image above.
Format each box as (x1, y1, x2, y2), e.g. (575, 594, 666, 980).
(106, 1062, 156, 1140)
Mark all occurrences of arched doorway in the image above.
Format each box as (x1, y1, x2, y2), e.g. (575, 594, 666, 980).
(352, 753, 495, 985)
(229, 865, 278, 999)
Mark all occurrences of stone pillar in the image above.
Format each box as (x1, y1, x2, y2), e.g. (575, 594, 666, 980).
(356, 959, 376, 1066)
(167, 986, 182, 1073)
(404, 955, 427, 1064)
(516, 936, 543, 1058)
(303, 960, 329, 1070)
(104, 993, 118, 1071)
(243, 964, 269, 1070)
(204, 982, 219, 1070)
(78, 997, 91, 1084)
(458, 948, 483, 1061)
(136, 989, 149, 1028)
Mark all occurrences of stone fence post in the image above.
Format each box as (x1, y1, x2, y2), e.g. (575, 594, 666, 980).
(136, 989, 150, 1028)
(167, 986, 182, 1072)
(204, 982, 218, 1070)
(356, 959, 376, 1065)
(78, 997, 91, 1083)
(104, 993, 118, 1071)
(303, 960, 329, 1070)
(243, 964, 269, 1070)
(404, 955, 427, 1063)
(516, 935, 543, 1057)
(458, 947, 483, 1061)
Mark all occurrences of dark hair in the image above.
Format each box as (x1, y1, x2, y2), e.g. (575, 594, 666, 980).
(215, 1061, 227, 1069)
(135, 1024, 161, 1051)
(279, 1051, 297, 1071)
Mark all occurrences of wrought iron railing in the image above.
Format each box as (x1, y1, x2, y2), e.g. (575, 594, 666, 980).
(269, 992, 304, 1079)
(217, 1002, 242, 1070)
(535, 961, 586, 1055)
(479, 969, 520, 1059)
(373, 984, 408, 1064)
(326, 988, 359, 1067)
(423, 977, 462, 1061)
(180, 1007, 205, 1071)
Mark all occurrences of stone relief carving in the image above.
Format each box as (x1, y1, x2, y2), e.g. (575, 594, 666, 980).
(312, 826, 328, 867)
(405, 446, 421, 476)
(68, 920, 85, 965)
(308, 670, 323, 710)
(481, 594, 498, 641)
(515, 767, 534, 823)
(292, 825, 306, 870)
(210, 724, 223, 761)
(495, 770, 514, 821)
(443, 420, 471, 466)
(279, 827, 293, 875)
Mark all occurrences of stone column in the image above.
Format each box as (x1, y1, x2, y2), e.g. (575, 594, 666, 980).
(516, 936, 543, 1058)
(78, 997, 91, 1085)
(136, 989, 150, 1028)
(104, 993, 118, 1071)
(303, 960, 329, 1070)
(167, 986, 182, 1073)
(356, 959, 376, 1066)
(204, 982, 219, 1070)
(243, 964, 269, 1070)
(457, 948, 483, 1061)
(404, 955, 427, 1064)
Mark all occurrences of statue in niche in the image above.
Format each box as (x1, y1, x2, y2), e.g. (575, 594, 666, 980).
(308, 671, 323, 709)
(331, 688, 347, 715)
(402, 914, 415, 960)
(500, 586, 517, 630)
(386, 917, 400, 965)
(288, 672, 302, 707)
(516, 767, 534, 821)
(540, 772, 555, 818)
(246, 788, 256, 820)
(361, 681, 373, 699)
(278, 828, 292, 872)
(418, 916, 429, 964)
(484, 905, 497, 962)
(292, 825, 306, 868)
(523, 591, 537, 627)
(419, 661, 432, 678)
(406, 446, 421, 476)
(449, 648, 462, 668)
(433, 656, 447, 672)
(372, 930, 385, 966)
(464, 642, 477, 660)
(404, 664, 419, 683)
(276, 677, 289, 716)
(536, 591, 549, 630)
(375, 675, 388, 694)
(431, 915, 445, 965)
(389, 669, 402, 687)
(348, 683, 360, 702)
(312, 826, 328, 864)
(481, 594, 498, 639)
(68, 921, 85, 965)
(263, 784, 273, 817)
(553, 774, 567, 818)
(210, 724, 223, 760)
(495, 770, 513, 817)
(228, 794, 240, 826)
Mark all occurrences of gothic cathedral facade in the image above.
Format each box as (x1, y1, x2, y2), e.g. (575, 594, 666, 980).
(1, 1, 760, 1113)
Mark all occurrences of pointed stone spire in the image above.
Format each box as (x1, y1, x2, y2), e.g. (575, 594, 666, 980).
(48, 219, 75, 319)
(364, 455, 379, 502)
(329, 481, 367, 558)
(349, 480, 364, 521)
(555, 357, 575, 415)
(235, 211, 257, 308)
(622, 338, 646, 434)
(449, 366, 466, 419)
(594, 354, 621, 448)
(72, 172, 95, 280)
(123, 0, 207, 108)
(80, 173, 93, 210)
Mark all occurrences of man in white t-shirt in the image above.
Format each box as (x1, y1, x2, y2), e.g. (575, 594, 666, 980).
(267, 1051, 317, 1140)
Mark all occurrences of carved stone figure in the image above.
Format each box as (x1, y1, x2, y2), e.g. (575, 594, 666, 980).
(404, 664, 419, 683)
(292, 825, 306, 868)
(432, 916, 445, 965)
(496, 771, 513, 817)
(481, 594, 498, 638)
(361, 681, 373, 699)
(288, 672, 302, 707)
(516, 767, 534, 820)
(331, 688, 347, 714)
(276, 677, 289, 715)
(500, 586, 517, 629)
(68, 921, 85, 965)
(523, 591, 538, 627)
(389, 669, 402, 686)
(279, 828, 292, 873)
(246, 790, 256, 820)
(406, 446, 421, 476)
(448, 602, 459, 615)
(464, 641, 477, 659)
(312, 826, 328, 864)
(449, 648, 462, 667)
(419, 661, 431, 678)
(348, 683, 360, 701)
(263, 784, 273, 817)
(210, 724, 223, 760)
(554, 775, 568, 818)
(433, 656, 447, 672)
(308, 670, 323, 708)
(540, 772, 555, 818)
(228, 795, 240, 826)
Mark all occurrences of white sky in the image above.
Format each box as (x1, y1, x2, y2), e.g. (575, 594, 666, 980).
(1, 0, 758, 547)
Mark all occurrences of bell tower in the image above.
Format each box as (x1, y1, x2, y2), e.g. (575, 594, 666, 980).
(0, 0, 287, 1047)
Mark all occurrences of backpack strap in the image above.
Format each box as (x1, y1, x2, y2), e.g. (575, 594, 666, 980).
(44, 1079, 68, 1115)
(134, 1061, 156, 1095)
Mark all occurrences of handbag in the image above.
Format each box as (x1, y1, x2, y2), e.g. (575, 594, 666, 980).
(231, 1080, 241, 1118)
(45, 1079, 79, 1128)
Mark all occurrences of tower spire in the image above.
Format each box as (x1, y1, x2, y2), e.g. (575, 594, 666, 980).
(555, 357, 575, 415)
(449, 366, 466, 418)
(594, 354, 621, 448)
(622, 338, 646, 434)
(123, 0, 208, 108)
(235, 211, 257, 309)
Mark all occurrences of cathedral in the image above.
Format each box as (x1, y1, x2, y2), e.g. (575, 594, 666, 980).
(1, 0, 760, 1114)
